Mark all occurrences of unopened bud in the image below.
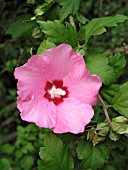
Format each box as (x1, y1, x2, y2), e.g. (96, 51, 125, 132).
(113, 116, 127, 123)
(109, 131, 119, 141)
(95, 123, 109, 137)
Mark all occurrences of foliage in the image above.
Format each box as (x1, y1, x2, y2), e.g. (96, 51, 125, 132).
(56, 0, 81, 21)
(0, 124, 49, 170)
(1, 0, 128, 170)
(38, 133, 74, 170)
(85, 53, 126, 85)
(84, 14, 128, 43)
(6, 16, 37, 38)
(38, 20, 78, 48)
(112, 82, 128, 117)
(77, 140, 109, 169)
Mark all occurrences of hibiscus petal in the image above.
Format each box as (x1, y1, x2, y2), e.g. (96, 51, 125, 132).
(52, 98, 94, 134)
(14, 55, 46, 101)
(41, 44, 86, 80)
(63, 69, 102, 106)
(17, 97, 56, 128)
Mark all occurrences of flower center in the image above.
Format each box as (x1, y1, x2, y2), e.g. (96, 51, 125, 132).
(48, 86, 66, 99)
(44, 80, 68, 105)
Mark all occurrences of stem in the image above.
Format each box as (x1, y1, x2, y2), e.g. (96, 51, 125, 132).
(98, 94, 112, 127)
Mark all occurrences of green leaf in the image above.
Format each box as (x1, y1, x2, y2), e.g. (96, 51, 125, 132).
(38, 133, 74, 170)
(112, 82, 128, 118)
(85, 54, 116, 85)
(37, 40, 56, 54)
(0, 144, 14, 154)
(38, 20, 78, 48)
(6, 17, 36, 38)
(56, 0, 81, 21)
(100, 84, 120, 104)
(76, 12, 88, 24)
(110, 150, 127, 168)
(103, 164, 116, 170)
(77, 140, 109, 170)
(32, 27, 42, 39)
(0, 158, 12, 170)
(21, 155, 34, 170)
(30, 47, 33, 55)
(107, 53, 126, 79)
(85, 14, 128, 43)
(45, 0, 54, 3)
(21, 142, 35, 153)
(78, 23, 85, 41)
(34, 2, 54, 16)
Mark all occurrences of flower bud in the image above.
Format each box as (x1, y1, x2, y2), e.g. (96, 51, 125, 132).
(95, 123, 109, 137)
(112, 116, 127, 123)
(109, 131, 119, 141)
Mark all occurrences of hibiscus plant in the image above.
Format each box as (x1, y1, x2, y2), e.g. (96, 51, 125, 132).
(1, 0, 128, 170)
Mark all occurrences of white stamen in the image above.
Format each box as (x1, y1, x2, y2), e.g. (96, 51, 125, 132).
(48, 86, 66, 98)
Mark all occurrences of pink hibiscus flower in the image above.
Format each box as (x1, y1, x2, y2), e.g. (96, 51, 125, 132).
(14, 44, 102, 134)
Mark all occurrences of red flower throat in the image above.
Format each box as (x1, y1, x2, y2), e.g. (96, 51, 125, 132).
(44, 80, 68, 105)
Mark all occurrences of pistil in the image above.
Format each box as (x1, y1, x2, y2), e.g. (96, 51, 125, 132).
(48, 86, 66, 98)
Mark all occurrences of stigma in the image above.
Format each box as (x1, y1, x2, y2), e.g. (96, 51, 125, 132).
(48, 86, 66, 98)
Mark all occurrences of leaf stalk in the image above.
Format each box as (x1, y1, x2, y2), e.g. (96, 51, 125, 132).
(98, 94, 112, 127)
